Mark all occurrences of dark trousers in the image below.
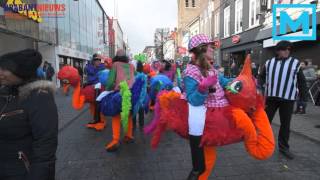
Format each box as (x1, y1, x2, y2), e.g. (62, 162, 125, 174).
(93, 89, 101, 123)
(2, 176, 25, 180)
(189, 135, 205, 174)
(265, 97, 294, 150)
(132, 108, 144, 128)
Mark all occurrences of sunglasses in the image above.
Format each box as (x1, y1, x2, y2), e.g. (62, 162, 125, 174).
(278, 47, 291, 51)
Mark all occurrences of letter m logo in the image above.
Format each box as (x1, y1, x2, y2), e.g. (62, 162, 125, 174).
(272, 4, 317, 41)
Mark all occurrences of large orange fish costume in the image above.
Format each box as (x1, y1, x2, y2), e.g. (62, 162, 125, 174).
(148, 55, 275, 180)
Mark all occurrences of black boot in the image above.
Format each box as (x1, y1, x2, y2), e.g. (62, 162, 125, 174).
(187, 170, 201, 180)
(279, 147, 295, 159)
(279, 142, 294, 160)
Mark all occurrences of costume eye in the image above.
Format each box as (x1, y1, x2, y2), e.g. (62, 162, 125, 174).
(229, 81, 242, 93)
(62, 79, 70, 84)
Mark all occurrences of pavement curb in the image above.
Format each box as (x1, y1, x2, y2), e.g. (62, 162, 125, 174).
(272, 123, 320, 145)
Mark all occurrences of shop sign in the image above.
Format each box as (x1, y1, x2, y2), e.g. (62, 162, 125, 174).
(58, 46, 90, 60)
(178, 47, 187, 55)
(3, 0, 42, 23)
(213, 40, 221, 48)
(232, 35, 240, 44)
(3, 0, 66, 22)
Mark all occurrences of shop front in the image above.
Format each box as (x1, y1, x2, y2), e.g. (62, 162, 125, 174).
(220, 26, 263, 77)
(57, 45, 90, 70)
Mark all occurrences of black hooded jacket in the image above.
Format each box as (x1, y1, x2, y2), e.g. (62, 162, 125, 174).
(0, 80, 58, 180)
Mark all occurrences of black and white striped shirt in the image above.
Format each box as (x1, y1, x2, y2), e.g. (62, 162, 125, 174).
(260, 57, 306, 101)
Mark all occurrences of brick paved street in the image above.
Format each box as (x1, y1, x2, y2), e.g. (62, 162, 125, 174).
(55, 89, 88, 131)
(54, 92, 320, 180)
(273, 102, 320, 142)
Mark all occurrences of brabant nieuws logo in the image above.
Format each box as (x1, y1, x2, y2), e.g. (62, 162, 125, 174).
(3, 0, 65, 23)
(272, 4, 317, 41)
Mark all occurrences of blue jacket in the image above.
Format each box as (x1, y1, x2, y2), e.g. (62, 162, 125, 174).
(183, 75, 233, 106)
(84, 63, 105, 85)
(183, 76, 208, 106)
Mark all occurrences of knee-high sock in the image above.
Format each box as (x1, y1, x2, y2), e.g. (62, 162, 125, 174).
(199, 146, 216, 180)
(111, 114, 121, 142)
(125, 115, 133, 138)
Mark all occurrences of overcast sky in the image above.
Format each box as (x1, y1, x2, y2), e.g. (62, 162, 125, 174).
(99, 0, 177, 55)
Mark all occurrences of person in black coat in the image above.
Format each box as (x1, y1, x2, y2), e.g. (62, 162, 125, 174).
(0, 49, 58, 180)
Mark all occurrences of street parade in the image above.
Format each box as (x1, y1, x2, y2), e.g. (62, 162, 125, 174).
(1, 0, 320, 179)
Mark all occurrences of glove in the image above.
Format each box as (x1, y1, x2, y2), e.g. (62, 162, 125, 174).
(198, 75, 218, 93)
(94, 82, 102, 89)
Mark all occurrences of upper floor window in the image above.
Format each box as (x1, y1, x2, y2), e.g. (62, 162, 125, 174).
(209, 1, 214, 12)
(214, 12, 219, 37)
(185, 0, 189, 8)
(224, 6, 230, 37)
(249, 0, 260, 28)
(192, 0, 196, 7)
(235, 0, 243, 33)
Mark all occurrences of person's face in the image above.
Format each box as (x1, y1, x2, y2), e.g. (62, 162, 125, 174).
(0, 68, 23, 86)
(160, 62, 165, 71)
(93, 60, 101, 67)
(218, 67, 224, 73)
(277, 47, 290, 58)
(205, 44, 214, 62)
(300, 62, 306, 69)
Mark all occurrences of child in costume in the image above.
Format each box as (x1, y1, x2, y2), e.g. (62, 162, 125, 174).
(146, 34, 275, 180)
(183, 34, 228, 179)
(104, 49, 136, 152)
(132, 61, 147, 131)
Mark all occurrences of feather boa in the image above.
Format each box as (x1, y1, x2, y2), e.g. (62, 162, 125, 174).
(131, 73, 147, 116)
(143, 94, 150, 113)
(176, 67, 182, 89)
(138, 74, 148, 110)
(143, 92, 163, 135)
(120, 81, 132, 133)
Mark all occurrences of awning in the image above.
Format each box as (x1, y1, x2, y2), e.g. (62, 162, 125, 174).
(255, 27, 272, 41)
(222, 42, 262, 53)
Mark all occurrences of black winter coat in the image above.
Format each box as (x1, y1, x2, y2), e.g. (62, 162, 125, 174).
(0, 80, 58, 180)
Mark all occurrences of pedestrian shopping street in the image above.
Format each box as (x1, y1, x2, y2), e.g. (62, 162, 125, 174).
(55, 91, 320, 180)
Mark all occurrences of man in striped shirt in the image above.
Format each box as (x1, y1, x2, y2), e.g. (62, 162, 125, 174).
(258, 41, 307, 160)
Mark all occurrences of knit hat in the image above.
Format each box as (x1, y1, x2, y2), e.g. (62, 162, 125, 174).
(188, 34, 214, 52)
(92, 53, 101, 62)
(275, 40, 292, 51)
(0, 49, 42, 80)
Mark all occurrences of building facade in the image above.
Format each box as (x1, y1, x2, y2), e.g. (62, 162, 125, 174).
(218, 0, 264, 76)
(217, 0, 320, 76)
(55, 0, 107, 71)
(143, 46, 156, 62)
(0, 0, 116, 86)
(154, 28, 170, 59)
(113, 19, 124, 54)
(255, 0, 320, 66)
(177, 0, 202, 48)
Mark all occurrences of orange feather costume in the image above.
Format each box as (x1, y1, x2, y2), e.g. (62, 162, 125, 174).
(148, 55, 275, 179)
